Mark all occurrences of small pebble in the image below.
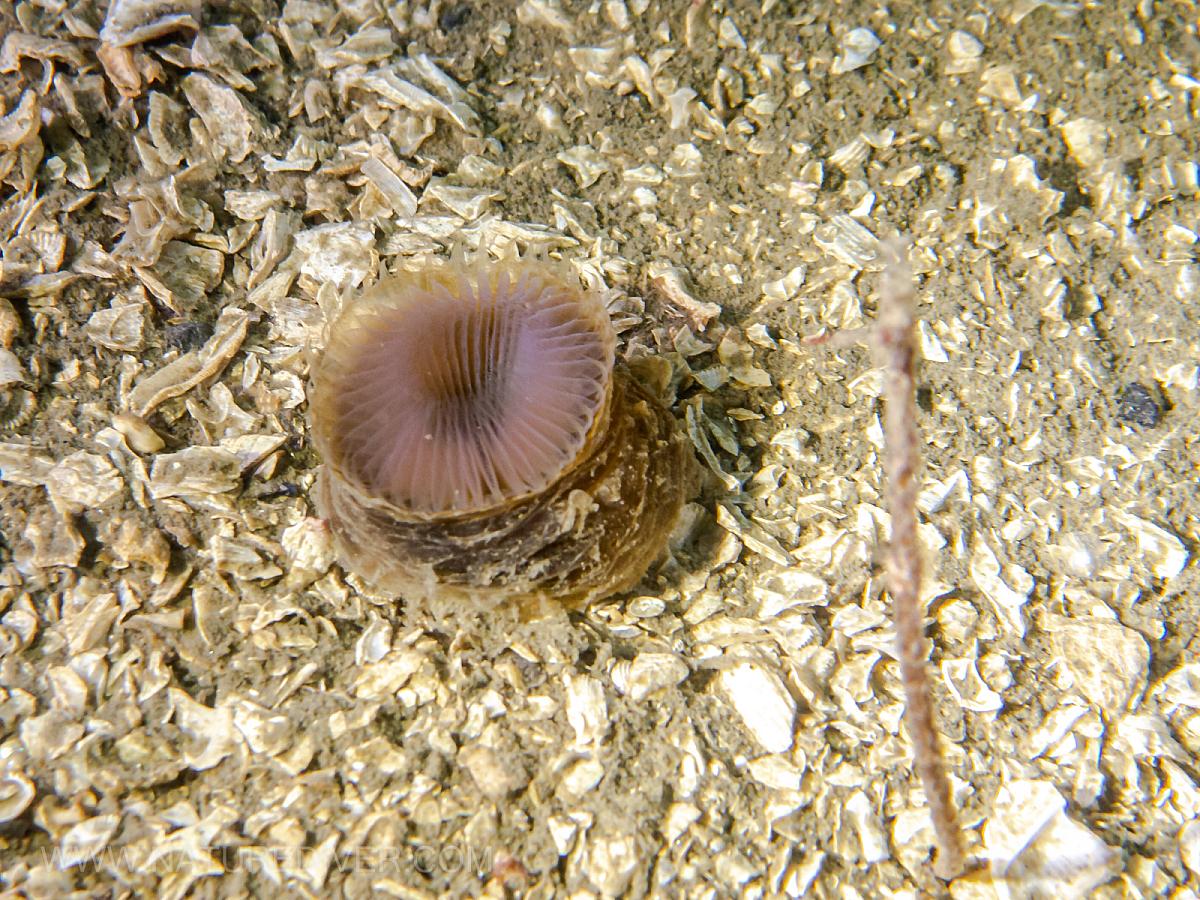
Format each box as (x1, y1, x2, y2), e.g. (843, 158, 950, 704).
(1116, 382, 1161, 428)
(0, 298, 20, 348)
(439, 3, 471, 31)
(164, 321, 214, 353)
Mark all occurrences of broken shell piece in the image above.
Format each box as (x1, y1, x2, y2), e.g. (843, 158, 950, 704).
(717, 329, 772, 388)
(46, 452, 124, 515)
(170, 688, 236, 770)
(58, 815, 122, 869)
(829, 135, 869, 173)
(1111, 510, 1189, 579)
(814, 214, 878, 267)
(211, 535, 283, 581)
(149, 447, 241, 498)
(844, 791, 889, 863)
(1046, 615, 1150, 715)
(231, 699, 291, 758)
(716, 16, 746, 50)
(85, 295, 145, 351)
(580, 832, 639, 896)
(1157, 663, 1200, 710)
(1182, 820, 1200, 881)
(107, 517, 171, 582)
(354, 67, 480, 135)
(0, 771, 35, 823)
(310, 255, 694, 614)
(113, 412, 166, 454)
(19, 507, 85, 569)
(614, 652, 689, 701)
(647, 261, 721, 329)
(0, 34, 86, 74)
(147, 242, 225, 312)
(983, 780, 1120, 896)
(421, 180, 499, 220)
(294, 222, 377, 293)
(626, 595, 666, 618)
(557, 145, 609, 189)
(717, 660, 796, 753)
(0, 91, 40, 152)
(281, 518, 335, 576)
(969, 539, 1033, 636)
(0, 349, 25, 386)
(127, 307, 248, 417)
(182, 74, 258, 164)
(100, 0, 201, 46)
(565, 673, 608, 747)
(979, 65, 1024, 107)
(945, 31, 983, 75)
(1060, 118, 1108, 169)
(460, 744, 527, 799)
(831, 28, 881, 75)
(665, 87, 697, 129)
(360, 158, 418, 218)
(95, 43, 146, 99)
(0, 298, 20, 348)
(942, 656, 1004, 714)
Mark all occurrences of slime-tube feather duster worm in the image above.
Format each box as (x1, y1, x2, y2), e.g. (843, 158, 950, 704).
(310, 254, 694, 614)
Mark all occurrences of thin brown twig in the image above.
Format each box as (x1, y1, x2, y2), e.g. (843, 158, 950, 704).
(874, 237, 966, 881)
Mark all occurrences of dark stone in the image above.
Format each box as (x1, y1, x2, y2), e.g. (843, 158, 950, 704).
(164, 321, 213, 353)
(439, 3, 471, 31)
(1116, 382, 1161, 428)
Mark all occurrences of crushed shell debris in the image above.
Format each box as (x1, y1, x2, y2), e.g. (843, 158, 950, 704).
(0, 0, 1197, 897)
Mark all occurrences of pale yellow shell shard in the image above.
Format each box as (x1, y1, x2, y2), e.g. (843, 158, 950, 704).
(310, 257, 694, 615)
